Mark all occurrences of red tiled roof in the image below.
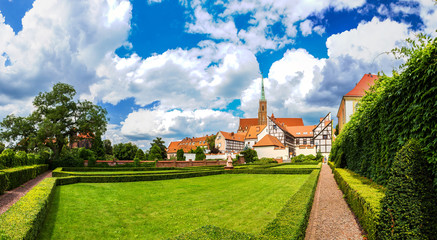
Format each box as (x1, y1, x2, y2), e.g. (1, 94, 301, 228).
(238, 118, 258, 132)
(220, 131, 246, 142)
(286, 125, 316, 137)
(167, 141, 181, 153)
(345, 74, 379, 97)
(167, 135, 211, 153)
(245, 125, 266, 139)
(275, 118, 304, 127)
(253, 134, 285, 148)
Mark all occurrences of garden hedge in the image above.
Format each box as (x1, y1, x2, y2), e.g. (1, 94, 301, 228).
(0, 177, 57, 240)
(172, 225, 256, 240)
(0, 172, 7, 195)
(333, 168, 385, 240)
(330, 36, 437, 187)
(0, 164, 48, 191)
(260, 169, 320, 239)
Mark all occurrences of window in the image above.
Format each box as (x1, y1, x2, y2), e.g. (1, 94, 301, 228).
(296, 139, 300, 145)
(273, 125, 277, 130)
(310, 139, 314, 145)
(262, 105, 264, 111)
(323, 135, 328, 139)
(218, 143, 221, 147)
(303, 139, 307, 145)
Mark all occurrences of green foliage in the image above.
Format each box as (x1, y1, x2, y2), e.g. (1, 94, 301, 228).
(206, 135, 220, 154)
(333, 168, 385, 240)
(0, 177, 56, 240)
(0, 172, 8, 195)
(103, 139, 113, 155)
(334, 124, 339, 136)
(377, 139, 437, 239)
(51, 148, 84, 168)
(0, 142, 4, 154)
(0, 83, 108, 160)
(1, 164, 49, 191)
(151, 137, 167, 159)
(330, 35, 437, 187)
(113, 142, 138, 160)
(176, 149, 186, 161)
(79, 148, 96, 167)
(291, 154, 319, 163)
(194, 146, 206, 161)
(135, 149, 146, 160)
(240, 148, 258, 163)
(148, 144, 163, 160)
(253, 158, 278, 165)
(260, 170, 320, 239)
(15, 151, 28, 166)
(172, 225, 256, 240)
(91, 134, 105, 159)
(0, 149, 15, 168)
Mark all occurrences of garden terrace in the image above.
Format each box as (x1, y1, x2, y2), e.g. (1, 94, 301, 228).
(0, 166, 320, 239)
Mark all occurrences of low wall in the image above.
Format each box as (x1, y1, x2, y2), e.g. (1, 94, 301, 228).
(85, 160, 226, 168)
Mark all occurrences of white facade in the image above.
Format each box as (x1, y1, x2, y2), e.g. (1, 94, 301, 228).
(295, 146, 316, 156)
(254, 146, 289, 160)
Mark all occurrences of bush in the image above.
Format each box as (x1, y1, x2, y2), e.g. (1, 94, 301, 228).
(133, 157, 140, 167)
(0, 149, 15, 168)
(1, 165, 49, 190)
(27, 153, 37, 165)
(15, 151, 28, 166)
(176, 149, 185, 161)
(240, 148, 258, 163)
(194, 147, 206, 161)
(0, 177, 57, 239)
(377, 139, 437, 239)
(333, 168, 385, 240)
(0, 172, 8, 195)
(51, 148, 84, 168)
(253, 158, 278, 165)
(291, 154, 319, 163)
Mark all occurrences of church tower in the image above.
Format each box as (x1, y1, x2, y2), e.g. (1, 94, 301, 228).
(258, 76, 267, 125)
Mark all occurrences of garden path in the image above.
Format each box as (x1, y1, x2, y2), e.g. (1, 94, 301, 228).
(0, 170, 52, 215)
(305, 164, 364, 240)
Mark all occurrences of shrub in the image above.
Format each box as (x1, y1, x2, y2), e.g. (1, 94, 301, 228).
(0, 172, 8, 195)
(377, 139, 437, 239)
(0, 177, 56, 239)
(194, 147, 206, 161)
(15, 151, 28, 166)
(2, 165, 49, 190)
(133, 157, 140, 167)
(27, 153, 37, 165)
(52, 149, 84, 168)
(38, 151, 51, 164)
(253, 158, 278, 165)
(176, 149, 185, 161)
(134, 149, 146, 160)
(240, 148, 258, 163)
(333, 168, 385, 239)
(0, 149, 15, 168)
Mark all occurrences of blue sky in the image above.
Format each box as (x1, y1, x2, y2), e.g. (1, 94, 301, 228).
(0, 0, 435, 149)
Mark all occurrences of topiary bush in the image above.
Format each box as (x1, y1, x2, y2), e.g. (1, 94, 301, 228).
(15, 151, 28, 166)
(377, 139, 437, 239)
(0, 149, 15, 168)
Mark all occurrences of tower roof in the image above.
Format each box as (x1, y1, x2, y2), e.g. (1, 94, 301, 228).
(345, 74, 379, 97)
(260, 76, 266, 101)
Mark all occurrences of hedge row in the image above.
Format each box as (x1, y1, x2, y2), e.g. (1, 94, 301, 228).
(61, 166, 181, 172)
(333, 168, 385, 240)
(0, 172, 7, 195)
(0, 164, 48, 191)
(260, 169, 320, 239)
(0, 177, 57, 240)
(171, 225, 256, 240)
(327, 161, 335, 170)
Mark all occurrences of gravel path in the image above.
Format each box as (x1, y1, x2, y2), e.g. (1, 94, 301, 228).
(0, 171, 52, 215)
(305, 164, 363, 240)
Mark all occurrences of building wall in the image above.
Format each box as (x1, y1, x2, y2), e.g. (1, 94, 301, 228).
(254, 146, 289, 160)
(295, 146, 316, 156)
(215, 132, 227, 152)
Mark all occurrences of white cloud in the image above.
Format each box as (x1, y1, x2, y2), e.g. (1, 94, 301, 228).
(417, 0, 437, 37)
(300, 20, 325, 36)
(120, 107, 238, 140)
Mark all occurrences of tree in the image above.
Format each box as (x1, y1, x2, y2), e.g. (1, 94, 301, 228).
(103, 139, 113, 155)
(113, 142, 138, 160)
(176, 149, 185, 161)
(151, 137, 167, 159)
(334, 124, 339, 136)
(194, 146, 206, 161)
(148, 144, 162, 160)
(0, 83, 108, 161)
(91, 134, 105, 159)
(206, 135, 219, 154)
(240, 148, 258, 163)
(135, 149, 145, 160)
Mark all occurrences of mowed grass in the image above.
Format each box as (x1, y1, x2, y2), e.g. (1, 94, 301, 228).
(39, 174, 309, 240)
(273, 163, 321, 169)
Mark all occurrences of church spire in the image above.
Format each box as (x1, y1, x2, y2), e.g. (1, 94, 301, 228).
(261, 75, 266, 101)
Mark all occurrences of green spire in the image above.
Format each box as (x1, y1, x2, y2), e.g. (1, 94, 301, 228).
(261, 75, 266, 101)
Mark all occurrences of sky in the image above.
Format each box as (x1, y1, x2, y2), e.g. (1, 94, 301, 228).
(0, 0, 436, 150)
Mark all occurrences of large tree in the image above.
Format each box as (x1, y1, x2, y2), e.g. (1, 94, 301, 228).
(151, 137, 167, 159)
(113, 142, 138, 160)
(0, 83, 108, 160)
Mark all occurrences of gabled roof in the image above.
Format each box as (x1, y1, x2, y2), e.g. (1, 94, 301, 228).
(253, 134, 285, 148)
(275, 118, 304, 127)
(287, 125, 316, 137)
(345, 74, 379, 97)
(245, 125, 266, 139)
(167, 141, 181, 153)
(238, 118, 258, 132)
(219, 131, 246, 142)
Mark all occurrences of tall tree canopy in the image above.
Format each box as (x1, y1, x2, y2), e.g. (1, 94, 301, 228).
(151, 137, 167, 159)
(0, 83, 108, 160)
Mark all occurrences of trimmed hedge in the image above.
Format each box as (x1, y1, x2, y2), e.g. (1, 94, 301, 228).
(171, 225, 256, 240)
(333, 168, 385, 240)
(1, 164, 48, 191)
(260, 169, 320, 239)
(0, 172, 7, 195)
(0, 177, 57, 240)
(327, 161, 335, 171)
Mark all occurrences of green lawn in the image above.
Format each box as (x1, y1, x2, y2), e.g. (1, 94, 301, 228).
(273, 163, 321, 169)
(39, 174, 310, 239)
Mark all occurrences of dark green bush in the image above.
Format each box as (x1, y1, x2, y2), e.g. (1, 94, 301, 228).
(0, 172, 8, 195)
(377, 139, 437, 239)
(15, 151, 28, 166)
(253, 158, 278, 165)
(27, 153, 37, 165)
(176, 149, 185, 161)
(331, 36, 437, 187)
(0, 177, 56, 239)
(0, 149, 15, 168)
(51, 148, 84, 168)
(240, 148, 258, 163)
(2, 165, 49, 190)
